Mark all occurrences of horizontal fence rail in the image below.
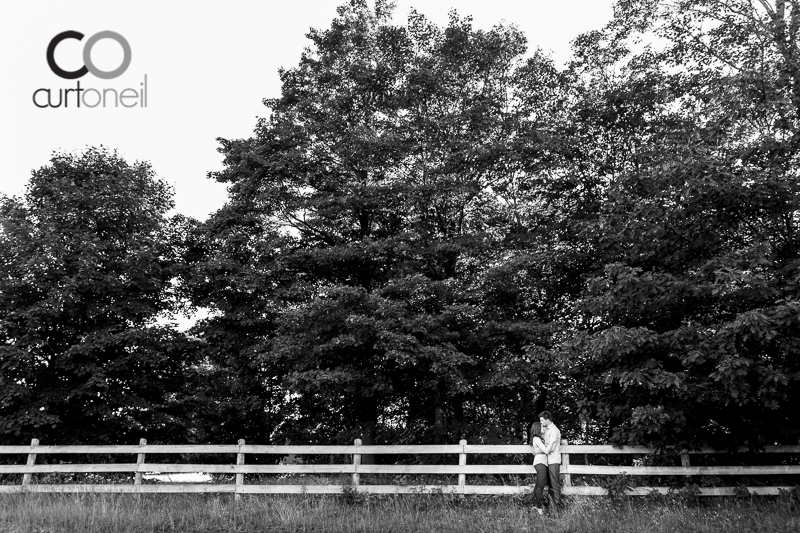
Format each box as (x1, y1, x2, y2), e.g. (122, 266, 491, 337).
(1, 440, 798, 497)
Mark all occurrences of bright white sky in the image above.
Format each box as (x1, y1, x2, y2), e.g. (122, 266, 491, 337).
(0, 0, 614, 221)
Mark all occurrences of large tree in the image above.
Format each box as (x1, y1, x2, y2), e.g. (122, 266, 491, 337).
(556, 0, 800, 448)
(0, 148, 193, 444)
(187, 0, 569, 446)
(184, 0, 800, 449)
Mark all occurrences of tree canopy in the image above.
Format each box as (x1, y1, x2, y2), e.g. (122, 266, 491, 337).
(0, 148, 194, 444)
(2, 0, 798, 449)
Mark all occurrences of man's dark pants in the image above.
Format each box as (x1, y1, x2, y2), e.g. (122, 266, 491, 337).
(547, 463, 561, 507)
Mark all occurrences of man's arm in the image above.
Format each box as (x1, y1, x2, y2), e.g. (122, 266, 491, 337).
(541, 429, 553, 453)
(531, 437, 546, 455)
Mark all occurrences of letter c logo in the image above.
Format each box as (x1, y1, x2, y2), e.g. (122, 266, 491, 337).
(47, 30, 132, 80)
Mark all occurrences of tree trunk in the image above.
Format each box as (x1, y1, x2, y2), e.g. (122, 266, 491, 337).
(360, 420, 376, 465)
(453, 394, 464, 439)
(358, 399, 378, 464)
(534, 373, 550, 416)
(433, 382, 447, 444)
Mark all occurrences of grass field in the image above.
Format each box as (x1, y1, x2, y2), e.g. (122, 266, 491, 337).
(1, 490, 799, 533)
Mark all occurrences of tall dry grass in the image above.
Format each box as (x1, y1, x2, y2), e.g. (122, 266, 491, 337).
(1, 490, 798, 532)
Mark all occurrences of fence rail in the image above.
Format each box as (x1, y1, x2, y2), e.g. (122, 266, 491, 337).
(1, 440, 798, 497)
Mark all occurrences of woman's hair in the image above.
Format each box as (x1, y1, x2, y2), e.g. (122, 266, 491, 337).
(531, 421, 542, 440)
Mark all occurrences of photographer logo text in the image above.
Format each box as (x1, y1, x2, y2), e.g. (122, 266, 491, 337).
(34, 30, 147, 108)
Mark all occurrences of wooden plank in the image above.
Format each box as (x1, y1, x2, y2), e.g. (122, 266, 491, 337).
(3, 444, 465, 455)
(562, 439, 571, 487)
(354, 465, 537, 474)
(0, 464, 357, 474)
(235, 439, 245, 499)
(0, 444, 528, 455)
(0, 445, 239, 454)
(243, 445, 464, 454)
(465, 444, 647, 454)
(564, 465, 800, 475)
(566, 486, 799, 497)
(240, 445, 359, 454)
(134, 439, 146, 486)
(0, 444, 585, 455)
(466, 443, 800, 455)
(463, 445, 533, 454)
(352, 439, 361, 486)
(148, 464, 353, 474)
(2, 443, 798, 455)
(458, 439, 467, 495)
(0, 447, 45, 454)
(0, 463, 517, 475)
(352, 445, 464, 454)
(5, 463, 798, 476)
(140, 464, 356, 474)
(0, 484, 236, 493)
(0, 464, 139, 473)
(460, 486, 800, 496)
(240, 485, 464, 494)
(562, 486, 607, 496)
(21, 438, 38, 487)
(463, 485, 530, 494)
(358, 485, 463, 495)
(165, 464, 354, 474)
(118, 484, 238, 493)
(1, 444, 526, 455)
(3, 464, 522, 475)
(239, 485, 345, 494)
(564, 445, 800, 454)
(8, 463, 798, 475)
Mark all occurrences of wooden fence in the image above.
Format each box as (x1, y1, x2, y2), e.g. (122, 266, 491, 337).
(1, 439, 798, 497)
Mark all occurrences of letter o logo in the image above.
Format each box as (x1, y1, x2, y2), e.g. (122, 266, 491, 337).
(47, 30, 132, 80)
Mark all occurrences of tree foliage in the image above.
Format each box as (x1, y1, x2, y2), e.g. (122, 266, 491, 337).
(2, 1, 798, 449)
(558, 0, 800, 447)
(0, 148, 193, 444)
(187, 0, 569, 446)
(189, 0, 800, 448)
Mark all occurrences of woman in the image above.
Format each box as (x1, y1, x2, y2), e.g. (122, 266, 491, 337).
(530, 421, 548, 514)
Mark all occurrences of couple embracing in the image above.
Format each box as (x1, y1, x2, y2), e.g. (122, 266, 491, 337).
(530, 410, 561, 514)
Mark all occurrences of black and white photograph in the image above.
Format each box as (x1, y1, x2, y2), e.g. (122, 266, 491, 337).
(1, 1, 799, 531)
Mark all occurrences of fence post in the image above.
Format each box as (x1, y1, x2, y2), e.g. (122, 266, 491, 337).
(681, 450, 691, 481)
(458, 439, 467, 496)
(235, 439, 245, 501)
(561, 439, 571, 487)
(22, 438, 39, 489)
(352, 439, 362, 486)
(134, 438, 146, 487)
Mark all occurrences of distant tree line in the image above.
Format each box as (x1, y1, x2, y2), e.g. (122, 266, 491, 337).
(2, 0, 799, 450)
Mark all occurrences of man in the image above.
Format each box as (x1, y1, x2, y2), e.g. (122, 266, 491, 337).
(539, 410, 562, 508)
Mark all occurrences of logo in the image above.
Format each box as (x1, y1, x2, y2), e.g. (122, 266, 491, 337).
(47, 30, 132, 80)
(33, 30, 147, 109)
